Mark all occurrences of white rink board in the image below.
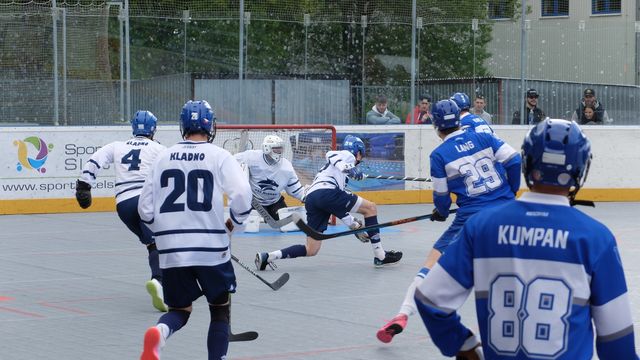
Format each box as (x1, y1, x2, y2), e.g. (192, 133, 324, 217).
(1, 125, 639, 201)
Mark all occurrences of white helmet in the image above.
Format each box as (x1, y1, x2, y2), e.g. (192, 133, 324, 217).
(263, 135, 284, 164)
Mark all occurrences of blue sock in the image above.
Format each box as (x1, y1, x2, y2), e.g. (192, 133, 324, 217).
(365, 216, 381, 243)
(147, 245, 162, 281)
(207, 321, 229, 360)
(158, 309, 190, 338)
(281, 244, 307, 258)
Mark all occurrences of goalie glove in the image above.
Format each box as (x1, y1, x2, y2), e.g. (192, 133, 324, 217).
(349, 218, 370, 243)
(75, 180, 92, 209)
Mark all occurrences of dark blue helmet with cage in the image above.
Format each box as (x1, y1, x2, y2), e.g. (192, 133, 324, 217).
(343, 135, 365, 158)
(450, 92, 471, 111)
(131, 110, 157, 138)
(522, 118, 591, 197)
(431, 99, 461, 131)
(180, 100, 216, 142)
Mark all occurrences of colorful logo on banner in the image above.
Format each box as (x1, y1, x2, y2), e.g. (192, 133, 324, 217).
(14, 136, 54, 173)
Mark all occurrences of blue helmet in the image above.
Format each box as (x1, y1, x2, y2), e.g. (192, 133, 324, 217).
(131, 110, 157, 137)
(450, 92, 471, 111)
(180, 100, 216, 142)
(343, 135, 365, 157)
(522, 119, 591, 194)
(431, 99, 461, 131)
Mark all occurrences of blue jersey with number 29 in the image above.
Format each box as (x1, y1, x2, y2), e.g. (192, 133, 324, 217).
(430, 129, 520, 216)
(415, 192, 638, 360)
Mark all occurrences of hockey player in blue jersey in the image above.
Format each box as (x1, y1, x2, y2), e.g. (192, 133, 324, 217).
(138, 100, 252, 360)
(415, 118, 639, 359)
(255, 135, 402, 270)
(451, 92, 495, 135)
(75, 110, 168, 312)
(377, 99, 521, 343)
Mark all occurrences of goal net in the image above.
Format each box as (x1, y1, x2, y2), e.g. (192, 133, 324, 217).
(213, 125, 336, 186)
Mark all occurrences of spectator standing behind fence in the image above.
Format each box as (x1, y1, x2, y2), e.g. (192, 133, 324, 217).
(366, 95, 401, 125)
(512, 88, 545, 125)
(405, 94, 432, 124)
(571, 88, 609, 125)
(470, 94, 492, 124)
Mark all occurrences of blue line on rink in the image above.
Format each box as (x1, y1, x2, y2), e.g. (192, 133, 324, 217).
(236, 225, 401, 237)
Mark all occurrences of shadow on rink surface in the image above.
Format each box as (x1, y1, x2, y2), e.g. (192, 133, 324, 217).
(0, 203, 638, 359)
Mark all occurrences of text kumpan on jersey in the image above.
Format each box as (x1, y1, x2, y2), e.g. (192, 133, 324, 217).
(498, 225, 568, 249)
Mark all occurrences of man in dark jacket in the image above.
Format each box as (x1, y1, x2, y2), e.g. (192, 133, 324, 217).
(571, 88, 610, 124)
(512, 88, 545, 125)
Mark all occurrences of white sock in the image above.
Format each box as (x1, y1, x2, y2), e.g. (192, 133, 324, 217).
(157, 323, 169, 348)
(398, 274, 425, 317)
(268, 250, 283, 261)
(371, 243, 385, 260)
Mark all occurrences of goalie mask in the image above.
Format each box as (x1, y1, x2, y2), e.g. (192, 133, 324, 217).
(263, 135, 284, 165)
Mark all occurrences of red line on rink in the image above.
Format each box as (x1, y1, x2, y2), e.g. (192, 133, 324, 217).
(0, 296, 14, 301)
(0, 305, 45, 318)
(38, 302, 91, 315)
(232, 339, 428, 360)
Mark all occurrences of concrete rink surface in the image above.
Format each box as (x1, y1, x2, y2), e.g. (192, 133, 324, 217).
(0, 203, 638, 359)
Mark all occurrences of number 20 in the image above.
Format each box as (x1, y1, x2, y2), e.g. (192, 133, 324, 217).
(159, 169, 213, 213)
(488, 275, 571, 358)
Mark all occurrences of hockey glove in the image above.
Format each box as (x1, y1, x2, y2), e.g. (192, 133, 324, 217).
(75, 180, 92, 209)
(347, 166, 364, 181)
(430, 208, 447, 222)
(225, 218, 246, 236)
(349, 218, 370, 243)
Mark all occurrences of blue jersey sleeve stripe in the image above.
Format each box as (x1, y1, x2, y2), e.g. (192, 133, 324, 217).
(88, 159, 101, 169)
(82, 170, 96, 179)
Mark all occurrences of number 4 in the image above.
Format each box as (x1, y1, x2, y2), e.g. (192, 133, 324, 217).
(122, 149, 142, 171)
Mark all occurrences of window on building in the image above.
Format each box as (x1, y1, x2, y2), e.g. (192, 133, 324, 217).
(541, 0, 569, 16)
(592, 0, 621, 14)
(488, 0, 515, 19)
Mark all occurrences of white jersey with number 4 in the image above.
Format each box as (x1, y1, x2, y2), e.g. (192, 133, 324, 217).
(138, 141, 252, 269)
(234, 149, 304, 206)
(79, 136, 166, 203)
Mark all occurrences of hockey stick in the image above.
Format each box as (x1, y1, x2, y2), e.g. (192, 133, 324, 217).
(231, 254, 290, 291)
(251, 197, 295, 229)
(291, 209, 458, 241)
(230, 330, 259, 342)
(364, 174, 432, 182)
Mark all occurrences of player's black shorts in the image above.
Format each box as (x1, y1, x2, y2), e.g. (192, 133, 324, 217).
(304, 188, 358, 233)
(162, 260, 236, 308)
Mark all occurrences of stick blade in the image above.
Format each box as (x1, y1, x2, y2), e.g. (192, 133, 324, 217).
(291, 214, 329, 240)
(229, 331, 259, 342)
(269, 272, 290, 291)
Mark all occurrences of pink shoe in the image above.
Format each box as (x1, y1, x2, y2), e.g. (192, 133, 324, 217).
(141, 326, 161, 360)
(376, 314, 408, 343)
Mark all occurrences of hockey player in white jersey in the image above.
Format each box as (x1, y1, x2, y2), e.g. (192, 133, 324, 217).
(75, 110, 167, 312)
(377, 99, 521, 344)
(139, 100, 252, 360)
(415, 119, 639, 359)
(234, 135, 305, 222)
(255, 135, 402, 270)
(451, 92, 495, 135)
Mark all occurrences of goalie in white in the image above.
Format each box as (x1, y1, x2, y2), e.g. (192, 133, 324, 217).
(234, 135, 306, 223)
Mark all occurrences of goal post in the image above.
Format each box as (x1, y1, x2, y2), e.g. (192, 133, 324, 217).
(213, 124, 337, 189)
